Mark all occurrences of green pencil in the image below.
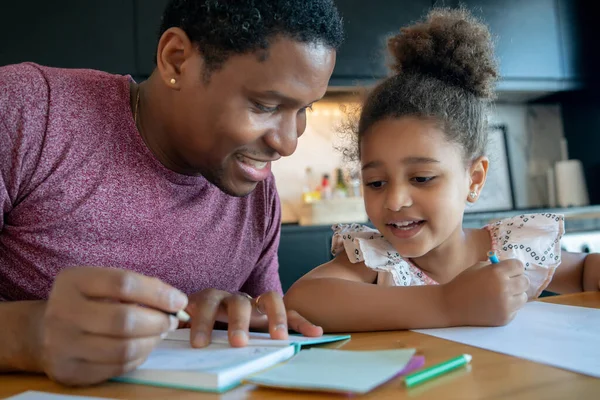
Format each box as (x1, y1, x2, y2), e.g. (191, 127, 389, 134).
(405, 354, 472, 388)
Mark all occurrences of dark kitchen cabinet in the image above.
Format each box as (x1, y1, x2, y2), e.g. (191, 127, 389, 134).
(0, 0, 136, 74)
(329, 0, 579, 91)
(278, 225, 334, 293)
(135, 0, 170, 77)
(460, 0, 562, 81)
(555, 1, 599, 206)
(135, 0, 587, 92)
(560, 94, 600, 206)
(556, 0, 584, 81)
(329, 0, 432, 86)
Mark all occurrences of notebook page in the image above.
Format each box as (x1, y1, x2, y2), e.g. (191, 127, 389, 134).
(138, 340, 289, 372)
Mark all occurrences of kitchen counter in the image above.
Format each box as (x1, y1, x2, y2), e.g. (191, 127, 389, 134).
(462, 204, 600, 232)
(283, 204, 600, 232)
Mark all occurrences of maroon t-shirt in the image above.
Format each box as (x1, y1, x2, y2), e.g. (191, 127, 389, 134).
(0, 63, 283, 301)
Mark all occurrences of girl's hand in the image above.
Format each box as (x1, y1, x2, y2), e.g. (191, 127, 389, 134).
(583, 253, 600, 292)
(442, 259, 529, 326)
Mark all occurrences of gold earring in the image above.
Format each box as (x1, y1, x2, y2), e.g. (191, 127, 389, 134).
(170, 78, 177, 85)
(469, 191, 478, 199)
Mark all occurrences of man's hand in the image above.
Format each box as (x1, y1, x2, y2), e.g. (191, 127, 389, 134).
(186, 289, 323, 348)
(37, 267, 188, 386)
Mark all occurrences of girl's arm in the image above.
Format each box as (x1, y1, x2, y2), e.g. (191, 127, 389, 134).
(547, 251, 600, 293)
(284, 253, 449, 332)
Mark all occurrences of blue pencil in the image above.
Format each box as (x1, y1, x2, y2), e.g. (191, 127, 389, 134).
(487, 250, 499, 264)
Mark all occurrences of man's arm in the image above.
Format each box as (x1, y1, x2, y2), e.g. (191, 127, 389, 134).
(0, 64, 51, 372)
(0, 301, 45, 372)
(240, 176, 283, 297)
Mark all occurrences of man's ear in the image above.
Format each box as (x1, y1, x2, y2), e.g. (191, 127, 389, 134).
(156, 27, 201, 89)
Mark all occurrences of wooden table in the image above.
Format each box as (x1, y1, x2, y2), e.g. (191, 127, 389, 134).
(1, 293, 598, 400)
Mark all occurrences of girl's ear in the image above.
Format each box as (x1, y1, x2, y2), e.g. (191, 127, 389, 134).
(466, 156, 489, 203)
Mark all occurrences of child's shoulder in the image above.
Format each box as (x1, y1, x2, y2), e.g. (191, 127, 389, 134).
(484, 212, 564, 233)
(484, 213, 565, 299)
(330, 223, 385, 258)
(330, 223, 391, 263)
(485, 213, 565, 264)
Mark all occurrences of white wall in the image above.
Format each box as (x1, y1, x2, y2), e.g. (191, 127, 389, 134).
(272, 96, 566, 222)
(491, 103, 565, 208)
(272, 100, 356, 222)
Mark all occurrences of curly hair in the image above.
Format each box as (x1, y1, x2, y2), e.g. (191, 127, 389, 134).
(159, 0, 344, 73)
(345, 8, 498, 165)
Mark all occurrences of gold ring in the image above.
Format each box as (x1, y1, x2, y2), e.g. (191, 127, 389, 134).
(254, 294, 266, 315)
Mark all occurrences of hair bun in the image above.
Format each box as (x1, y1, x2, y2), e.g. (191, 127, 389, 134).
(388, 8, 498, 99)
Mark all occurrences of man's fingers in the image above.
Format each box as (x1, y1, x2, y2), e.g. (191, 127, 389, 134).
(48, 358, 146, 387)
(51, 299, 177, 338)
(224, 294, 253, 347)
(72, 334, 162, 365)
(256, 292, 288, 340)
(58, 267, 188, 313)
(189, 289, 229, 348)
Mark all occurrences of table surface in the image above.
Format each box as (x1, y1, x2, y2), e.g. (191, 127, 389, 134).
(1, 292, 599, 400)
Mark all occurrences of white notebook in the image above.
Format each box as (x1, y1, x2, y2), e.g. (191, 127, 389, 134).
(113, 329, 351, 393)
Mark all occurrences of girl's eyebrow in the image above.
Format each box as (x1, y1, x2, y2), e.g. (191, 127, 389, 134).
(362, 157, 440, 171)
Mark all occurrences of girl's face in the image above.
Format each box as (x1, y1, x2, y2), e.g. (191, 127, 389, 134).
(360, 116, 485, 258)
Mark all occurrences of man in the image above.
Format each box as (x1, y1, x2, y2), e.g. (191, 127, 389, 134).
(0, 0, 343, 386)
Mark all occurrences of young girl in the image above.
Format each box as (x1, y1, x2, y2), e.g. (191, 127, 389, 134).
(284, 8, 600, 332)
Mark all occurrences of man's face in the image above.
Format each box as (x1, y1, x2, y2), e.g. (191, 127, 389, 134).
(167, 37, 336, 196)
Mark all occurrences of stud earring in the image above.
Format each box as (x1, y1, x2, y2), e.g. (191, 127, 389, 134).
(469, 191, 478, 199)
(170, 78, 177, 85)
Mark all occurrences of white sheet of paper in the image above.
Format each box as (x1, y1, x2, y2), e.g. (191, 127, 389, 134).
(5, 391, 114, 400)
(414, 301, 600, 378)
(246, 348, 416, 394)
